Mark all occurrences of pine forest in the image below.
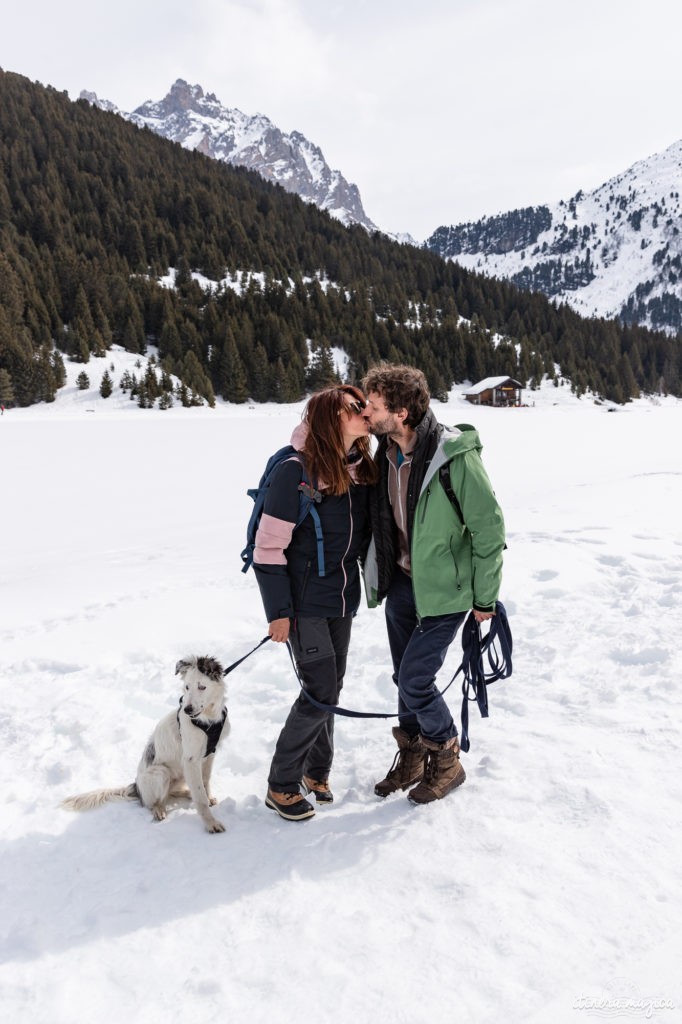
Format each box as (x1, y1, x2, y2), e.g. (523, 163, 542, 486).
(1, 69, 680, 408)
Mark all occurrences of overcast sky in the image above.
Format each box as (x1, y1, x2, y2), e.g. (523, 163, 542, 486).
(3, 0, 681, 240)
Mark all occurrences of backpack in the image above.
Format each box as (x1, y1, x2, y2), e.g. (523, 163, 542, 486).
(240, 444, 326, 576)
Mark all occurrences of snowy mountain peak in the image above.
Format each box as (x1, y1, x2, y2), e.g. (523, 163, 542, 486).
(81, 82, 377, 231)
(426, 137, 682, 334)
(78, 89, 120, 115)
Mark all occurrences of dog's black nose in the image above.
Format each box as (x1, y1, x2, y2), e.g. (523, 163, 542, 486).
(183, 705, 194, 716)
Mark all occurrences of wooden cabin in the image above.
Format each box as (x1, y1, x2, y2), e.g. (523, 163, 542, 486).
(463, 376, 524, 407)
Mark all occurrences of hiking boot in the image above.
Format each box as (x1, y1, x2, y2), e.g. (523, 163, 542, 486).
(407, 736, 466, 804)
(374, 727, 425, 798)
(265, 788, 316, 821)
(303, 776, 334, 804)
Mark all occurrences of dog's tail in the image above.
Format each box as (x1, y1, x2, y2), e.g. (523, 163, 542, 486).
(61, 783, 139, 812)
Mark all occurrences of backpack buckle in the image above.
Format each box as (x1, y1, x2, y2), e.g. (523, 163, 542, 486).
(298, 481, 322, 503)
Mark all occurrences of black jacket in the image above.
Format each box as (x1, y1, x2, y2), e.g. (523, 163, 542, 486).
(368, 408, 442, 602)
(253, 457, 371, 621)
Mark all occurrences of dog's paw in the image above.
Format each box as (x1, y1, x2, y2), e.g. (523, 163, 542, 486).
(205, 818, 225, 833)
(152, 806, 167, 821)
(208, 796, 218, 806)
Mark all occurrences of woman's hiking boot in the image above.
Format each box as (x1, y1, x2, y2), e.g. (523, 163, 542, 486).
(374, 727, 425, 798)
(265, 788, 316, 820)
(303, 776, 334, 804)
(407, 736, 466, 804)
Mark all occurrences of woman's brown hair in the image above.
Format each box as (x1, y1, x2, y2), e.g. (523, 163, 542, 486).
(301, 385, 378, 495)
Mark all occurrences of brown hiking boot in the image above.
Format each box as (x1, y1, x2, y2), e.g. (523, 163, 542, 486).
(303, 776, 334, 804)
(374, 727, 425, 798)
(407, 736, 466, 804)
(265, 788, 316, 821)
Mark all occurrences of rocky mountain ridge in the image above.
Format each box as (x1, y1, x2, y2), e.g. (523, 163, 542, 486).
(426, 138, 682, 334)
(80, 79, 378, 232)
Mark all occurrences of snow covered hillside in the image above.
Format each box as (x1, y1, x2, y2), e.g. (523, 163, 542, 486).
(1, 385, 680, 1024)
(427, 138, 682, 334)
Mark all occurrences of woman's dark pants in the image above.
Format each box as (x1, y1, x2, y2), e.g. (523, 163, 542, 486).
(268, 614, 352, 793)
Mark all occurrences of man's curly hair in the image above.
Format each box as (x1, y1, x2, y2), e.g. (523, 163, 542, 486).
(361, 363, 430, 428)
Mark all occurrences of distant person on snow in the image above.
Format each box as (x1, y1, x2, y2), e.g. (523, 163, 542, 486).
(361, 364, 506, 804)
(253, 385, 377, 821)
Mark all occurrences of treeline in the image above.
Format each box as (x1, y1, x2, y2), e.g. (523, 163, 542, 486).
(1, 68, 680, 407)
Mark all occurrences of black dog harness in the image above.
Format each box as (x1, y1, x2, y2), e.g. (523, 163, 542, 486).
(177, 701, 228, 757)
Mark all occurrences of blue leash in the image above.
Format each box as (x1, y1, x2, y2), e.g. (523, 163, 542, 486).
(222, 635, 271, 676)
(456, 602, 513, 752)
(222, 604, 513, 748)
(283, 639, 399, 719)
(282, 602, 513, 746)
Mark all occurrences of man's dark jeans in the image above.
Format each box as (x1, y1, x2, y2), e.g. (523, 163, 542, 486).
(385, 569, 466, 744)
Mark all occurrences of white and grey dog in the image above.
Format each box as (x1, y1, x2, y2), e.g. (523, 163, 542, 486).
(62, 656, 230, 833)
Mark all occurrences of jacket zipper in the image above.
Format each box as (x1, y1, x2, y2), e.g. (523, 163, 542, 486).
(419, 484, 431, 524)
(340, 490, 353, 617)
(300, 560, 312, 601)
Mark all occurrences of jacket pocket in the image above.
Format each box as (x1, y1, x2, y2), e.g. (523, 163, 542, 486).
(419, 485, 431, 525)
(449, 542, 463, 591)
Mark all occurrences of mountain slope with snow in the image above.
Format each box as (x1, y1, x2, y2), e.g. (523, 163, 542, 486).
(81, 80, 378, 232)
(426, 138, 682, 334)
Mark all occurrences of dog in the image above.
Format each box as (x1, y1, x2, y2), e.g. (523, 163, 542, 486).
(62, 656, 230, 833)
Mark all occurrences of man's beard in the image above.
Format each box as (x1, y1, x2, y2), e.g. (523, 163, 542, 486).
(368, 414, 396, 437)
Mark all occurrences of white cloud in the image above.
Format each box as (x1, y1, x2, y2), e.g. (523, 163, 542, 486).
(2, 0, 682, 239)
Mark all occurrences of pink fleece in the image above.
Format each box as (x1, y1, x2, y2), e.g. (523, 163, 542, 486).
(253, 512, 295, 566)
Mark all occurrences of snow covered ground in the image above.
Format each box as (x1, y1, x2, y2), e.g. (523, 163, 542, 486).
(1, 368, 680, 1024)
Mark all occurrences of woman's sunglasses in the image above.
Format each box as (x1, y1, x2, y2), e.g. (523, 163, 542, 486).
(342, 399, 366, 416)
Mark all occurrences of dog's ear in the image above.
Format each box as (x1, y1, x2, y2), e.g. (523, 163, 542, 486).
(175, 658, 193, 676)
(196, 656, 225, 682)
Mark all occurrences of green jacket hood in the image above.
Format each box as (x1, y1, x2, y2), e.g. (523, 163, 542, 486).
(422, 423, 482, 494)
(443, 423, 482, 456)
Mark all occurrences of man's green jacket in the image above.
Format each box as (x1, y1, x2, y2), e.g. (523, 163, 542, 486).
(364, 416, 505, 617)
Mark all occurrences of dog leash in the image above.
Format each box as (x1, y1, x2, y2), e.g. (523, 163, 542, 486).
(284, 640, 400, 718)
(222, 635, 271, 676)
(225, 606, 512, 747)
(283, 636, 463, 719)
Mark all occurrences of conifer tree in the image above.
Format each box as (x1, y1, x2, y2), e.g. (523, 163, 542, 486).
(0, 368, 15, 407)
(100, 369, 113, 398)
(218, 329, 249, 402)
(137, 382, 152, 408)
(248, 343, 270, 402)
(1, 68, 681, 407)
(73, 286, 97, 353)
(176, 382, 191, 407)
(76, 370, 90, 390)
(51, 349, 66, 388)
(143, 362, 160, 401)
(306, 342, 338, 390)
(34, 347, 57, 402)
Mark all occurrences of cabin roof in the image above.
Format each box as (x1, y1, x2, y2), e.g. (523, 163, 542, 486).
(463, 376, 523, 395)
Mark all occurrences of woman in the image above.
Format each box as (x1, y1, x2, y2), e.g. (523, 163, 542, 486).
(253, 385, 377, 821)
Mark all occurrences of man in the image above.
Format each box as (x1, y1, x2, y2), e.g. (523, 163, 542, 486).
(361, 364, 505, 804)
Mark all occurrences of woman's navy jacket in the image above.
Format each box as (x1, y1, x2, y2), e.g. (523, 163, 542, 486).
(253, 456, 370, 622)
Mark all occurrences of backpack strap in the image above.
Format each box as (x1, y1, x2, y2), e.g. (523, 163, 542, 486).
(298, 478, 325, 577)
(438, 463, 464, 523)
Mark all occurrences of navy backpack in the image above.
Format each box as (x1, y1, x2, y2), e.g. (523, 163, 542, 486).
(241, 445, 326, 576)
